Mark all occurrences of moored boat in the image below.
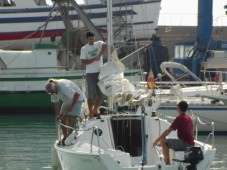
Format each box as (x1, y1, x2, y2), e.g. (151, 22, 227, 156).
(153, 62, 227, 133)
(0, 43, 141, 113)
(0, 0, 161, 50)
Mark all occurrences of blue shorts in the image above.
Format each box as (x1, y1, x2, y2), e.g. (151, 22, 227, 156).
(60, 101, 83, 117)
(85, 73, 103, 99)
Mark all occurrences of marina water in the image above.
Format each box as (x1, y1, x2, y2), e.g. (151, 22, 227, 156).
(0, 114, 226, 170)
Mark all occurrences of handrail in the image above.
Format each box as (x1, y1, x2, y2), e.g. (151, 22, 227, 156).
(196, 116, 215, 148)
(154, 146, 165, 162)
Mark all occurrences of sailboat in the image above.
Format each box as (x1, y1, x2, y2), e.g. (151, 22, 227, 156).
(51, 1, 216, 170)
(153, 62, 227, 133)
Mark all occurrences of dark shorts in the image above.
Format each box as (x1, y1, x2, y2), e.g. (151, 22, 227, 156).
(85, 73, 103, 99)
(167, 138, 192, 151)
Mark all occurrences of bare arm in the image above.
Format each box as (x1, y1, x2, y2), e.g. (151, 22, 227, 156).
(81, 57, 97, 65)
(153, 127, 173, 147)
(54, 101, 61, 119)
(81, 42, 108, 65)
(96, 42, 107, 60)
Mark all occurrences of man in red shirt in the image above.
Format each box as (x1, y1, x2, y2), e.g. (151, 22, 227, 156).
(153, 101, 194, 164)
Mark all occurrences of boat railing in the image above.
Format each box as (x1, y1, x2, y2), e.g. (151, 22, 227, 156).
(195, 116, 215, 148)
(201, 70, 227, 93)
(154, 146, 165, 162)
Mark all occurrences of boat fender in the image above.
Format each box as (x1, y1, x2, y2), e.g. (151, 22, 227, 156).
(51, 146, 61, 170)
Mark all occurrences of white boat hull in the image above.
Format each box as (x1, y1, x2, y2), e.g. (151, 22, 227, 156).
(53, 114, 216, 170)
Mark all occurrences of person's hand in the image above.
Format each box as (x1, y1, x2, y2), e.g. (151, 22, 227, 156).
(153, 140, 159, 147)
(95, 54, 101, 61)
(68, 105, 73, 113)
(56, 114, 63, 122)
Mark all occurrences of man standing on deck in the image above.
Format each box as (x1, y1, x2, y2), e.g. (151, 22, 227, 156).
(45, 78, 85, 145)
(153, 101, 195, 164)
(80, 31, 107, 119)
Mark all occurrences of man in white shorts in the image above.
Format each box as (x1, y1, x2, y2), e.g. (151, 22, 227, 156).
(45, 78, 85, 145)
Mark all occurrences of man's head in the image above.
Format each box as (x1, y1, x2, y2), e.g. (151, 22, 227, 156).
(86, 31, 95, 45)
(177, 101, 188, 113)
(45, 79, 57, 94)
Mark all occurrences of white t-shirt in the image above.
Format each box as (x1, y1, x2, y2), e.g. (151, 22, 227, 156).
(80, 41, 104, 73)
(50, 79, 86, 104)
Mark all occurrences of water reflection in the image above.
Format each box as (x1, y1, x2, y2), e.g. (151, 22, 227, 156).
(0, 114, 57, 170)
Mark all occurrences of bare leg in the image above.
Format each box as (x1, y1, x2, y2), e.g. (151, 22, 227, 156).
(67, 115, 75, 136)
(160, 138, 170, 164)
(87, 98, 93, 118)
(61, 116, 68, 139)
(92, 96, 103, 115)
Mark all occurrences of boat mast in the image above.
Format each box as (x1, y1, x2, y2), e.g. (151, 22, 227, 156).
(106, 0, 114, 111)
(107, 0, 113, 59)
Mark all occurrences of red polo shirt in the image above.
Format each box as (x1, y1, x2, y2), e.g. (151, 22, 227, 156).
(170, 113, 195, 146)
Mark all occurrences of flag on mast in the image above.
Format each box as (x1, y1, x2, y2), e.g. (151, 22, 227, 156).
(147, 69, 155, 89)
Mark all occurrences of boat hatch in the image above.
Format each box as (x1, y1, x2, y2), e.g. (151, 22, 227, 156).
(111, 116, 142, 157)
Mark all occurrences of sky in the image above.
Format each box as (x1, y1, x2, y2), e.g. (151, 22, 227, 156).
(158, 0, 227, 26)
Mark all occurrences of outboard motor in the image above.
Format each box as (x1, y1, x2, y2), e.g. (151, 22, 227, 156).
(184, 147, 204, 170)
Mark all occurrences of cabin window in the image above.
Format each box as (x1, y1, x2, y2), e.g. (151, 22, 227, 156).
(111, 117, 142, 157)
(0, 0, 15, 7)
(174, 44, 194, 59)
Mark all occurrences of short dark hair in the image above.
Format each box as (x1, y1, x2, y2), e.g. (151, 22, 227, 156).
(86, 31, 95, 38)
(177, 101, 188, 112)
